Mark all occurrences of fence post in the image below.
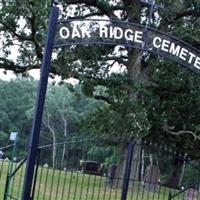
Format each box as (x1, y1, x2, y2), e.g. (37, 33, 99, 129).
(168, 192, 172, 200)
(30, 149, 41, 200)
(21, 2, 59, 200)
(121, 141, 134, 200)
(3, 134, 18, 200)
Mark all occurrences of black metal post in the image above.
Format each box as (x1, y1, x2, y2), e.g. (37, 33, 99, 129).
(143, 0, 156, 51)
(121, 141, 134, 200)
(30, 150, 41, 200)
(21, 3, 59, 200)
(148, 0, 154, 27)
(168, 192, 172, 200)
(3, 176, 9, 200)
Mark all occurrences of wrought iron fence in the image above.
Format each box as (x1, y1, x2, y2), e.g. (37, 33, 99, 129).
(0, 138, 200, 200)
(33, 139, 200, 200)
(0, 144, 26, 200)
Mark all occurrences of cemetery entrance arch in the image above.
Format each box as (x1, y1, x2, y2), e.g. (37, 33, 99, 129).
(20, 1, 200, 200)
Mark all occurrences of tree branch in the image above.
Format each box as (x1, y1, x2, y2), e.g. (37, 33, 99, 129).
(103, 56, 128, 66)
(64, 0, 118, 19)
(28, 9, 43, 59)
(165, 9, 200, 24)
(94, 95, 113, 104)
(174, 9, 200, 21)
(1, 11, 43, 60)
(162, 124, 200, 141)
(0, 57, 39, 73)
(0, 21, 32, 41)
(68, 11, 104, 19)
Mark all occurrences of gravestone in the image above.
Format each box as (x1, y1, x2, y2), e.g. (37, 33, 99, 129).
(107, 164, 117, 185)
(144, 165, 160, 192)
(0, 150, 3, 159)
(184, 188, 198, 200)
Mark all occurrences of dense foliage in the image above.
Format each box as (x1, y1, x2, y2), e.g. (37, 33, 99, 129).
(0, 79, 102, 159)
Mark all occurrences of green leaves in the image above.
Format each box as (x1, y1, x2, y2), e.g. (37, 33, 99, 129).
(83, 94, 150, 139)
(0, 78, 37, 154)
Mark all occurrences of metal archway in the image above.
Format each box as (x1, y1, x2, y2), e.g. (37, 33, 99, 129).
(55, 19, 200, 74)
(21, 2, 200, 200)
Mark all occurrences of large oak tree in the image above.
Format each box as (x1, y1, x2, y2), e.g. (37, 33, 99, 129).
(1, 0, 200, 186)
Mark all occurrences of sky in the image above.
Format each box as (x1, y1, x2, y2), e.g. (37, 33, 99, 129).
(0, 68, 80, 86)
(0, 69, 40, 81)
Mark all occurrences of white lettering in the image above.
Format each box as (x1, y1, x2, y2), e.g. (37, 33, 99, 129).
(125, 29, 133, 41)
(188, 52, 196, 64)
(110, 27, 115, 38)
(60, 24, 200, 72)
(59, 27, 70, 39)
(100, 25, 108, 38)
(153, 37, 162, 48)
(169, 43, 181, 56)
(72, 26, 81, 38)
(114, 27, 123, 39)
(81, 28, 91, 38)
(161, 39, 170, 52)
(135, 31, 143, 43)
(194, 57, 200, 69)
(179, 48, 188, 61)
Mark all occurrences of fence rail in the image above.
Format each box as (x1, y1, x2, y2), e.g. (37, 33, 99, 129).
(0, 158, 26, 200)
(0, 138, 200, 200)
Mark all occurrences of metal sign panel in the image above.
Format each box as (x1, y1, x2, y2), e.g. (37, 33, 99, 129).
(54, 19, 200, 74)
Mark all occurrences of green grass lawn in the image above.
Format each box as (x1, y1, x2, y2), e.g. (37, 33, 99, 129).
(0, 161, 194, 200)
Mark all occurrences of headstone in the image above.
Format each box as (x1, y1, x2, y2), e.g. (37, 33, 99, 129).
(107, 164, 117, 185)
(144, 165, 160, 192)
(98, 163, 105, 175)
(0, 151, 3, 159)
(79, 160, 84, 172)
(43, 163, 48, 168)
(4, 157, 9, 162)
(184, 188, 198, 200)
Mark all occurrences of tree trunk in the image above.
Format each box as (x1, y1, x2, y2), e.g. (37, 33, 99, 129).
(52, 130, 56, 169)
(166, 156, 184, 189)
(61, 117, 67, 168)
(59, 97, 68, 169)
(114, 139, 142, 187)
(43, 112, 57, 169)
(129, 142, 142, 182)
(113, 1, 147, 189)
(114, 139, 127, 187)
